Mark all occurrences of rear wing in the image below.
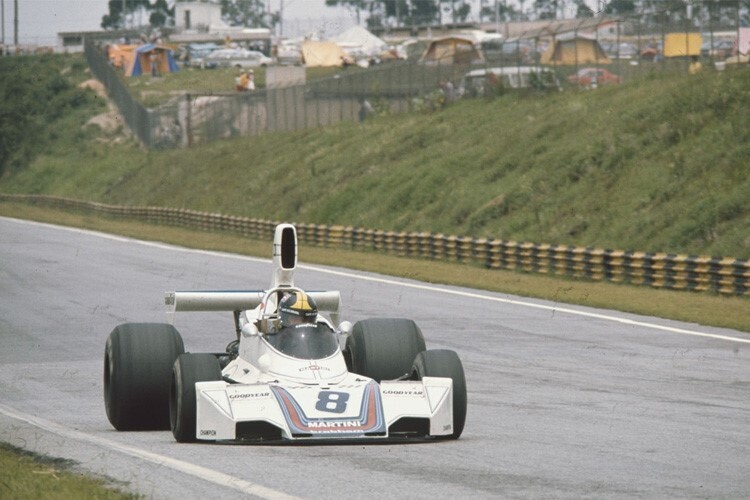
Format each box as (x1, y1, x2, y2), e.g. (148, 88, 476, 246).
(164, 290, 341, 315)
(163, 223, 341, 323)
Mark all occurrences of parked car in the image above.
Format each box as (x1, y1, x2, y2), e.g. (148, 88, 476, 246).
(602, 41, 638, 59)
(183, 43, 221, 68)
(460, 66, 560, 97)
(567, 67, 622, 88)
(640, 42, 662, 61)
(701, 38, 735, 59)
(204, 48, 274, 68)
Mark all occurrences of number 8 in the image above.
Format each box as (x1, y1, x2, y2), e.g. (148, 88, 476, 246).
(316, 391, 349, 413)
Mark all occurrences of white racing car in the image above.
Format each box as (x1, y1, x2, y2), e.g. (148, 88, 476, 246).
(103, 223, 467, 442)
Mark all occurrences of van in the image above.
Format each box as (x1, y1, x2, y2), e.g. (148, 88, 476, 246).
(459, 66, 560, 97)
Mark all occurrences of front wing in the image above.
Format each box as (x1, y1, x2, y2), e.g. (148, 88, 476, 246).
(194, 377, 454, 442)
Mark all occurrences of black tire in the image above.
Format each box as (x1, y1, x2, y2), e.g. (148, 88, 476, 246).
(346, 318, 426, 382)
(170, 353, 222, 443)
(104, 323, 185, 431)
(412, 349, 467, 439)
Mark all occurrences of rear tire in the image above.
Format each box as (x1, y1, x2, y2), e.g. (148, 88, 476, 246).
(170, 353, 222, 443)
(103, 323, 185, 431)
(412, 349, 467, 439)
(346, 318, 426, 382)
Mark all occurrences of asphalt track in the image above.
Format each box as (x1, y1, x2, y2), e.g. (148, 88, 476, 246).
(1, 216, 749, 499)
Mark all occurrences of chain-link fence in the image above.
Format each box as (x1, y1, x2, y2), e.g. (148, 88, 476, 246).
(87, 1, 748, 150)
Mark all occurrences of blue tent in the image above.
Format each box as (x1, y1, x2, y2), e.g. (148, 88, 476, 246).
(128, 44, 180, 76)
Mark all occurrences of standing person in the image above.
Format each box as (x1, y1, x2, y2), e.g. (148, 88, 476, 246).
(237, 70, 249, 91)
(358, 98, 374, 122)
(246, 69, 256, 91)
(689, 55, 703, 75)
(149, 53, 160, 77)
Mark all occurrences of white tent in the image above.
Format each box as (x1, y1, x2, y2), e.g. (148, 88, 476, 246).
(331, 26, 388, 58)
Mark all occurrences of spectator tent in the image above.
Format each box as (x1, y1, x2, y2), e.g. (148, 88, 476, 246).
(301, 41, 347, 67)
(109, 44, 179, 76)
(128, 44, 180, 76)
(419, 36, 485, 65)
(331, 26, 388, 59)
(540, 34, 611, 65)
(663, 33, 702, 57)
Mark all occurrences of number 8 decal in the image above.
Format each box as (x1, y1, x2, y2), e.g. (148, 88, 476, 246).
(316, 391, 349, 413)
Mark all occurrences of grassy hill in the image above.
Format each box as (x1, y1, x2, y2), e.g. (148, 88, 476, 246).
(1, 54, 749, 260)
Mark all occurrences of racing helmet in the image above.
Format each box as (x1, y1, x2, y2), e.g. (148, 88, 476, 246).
(279, 291, 318, 326)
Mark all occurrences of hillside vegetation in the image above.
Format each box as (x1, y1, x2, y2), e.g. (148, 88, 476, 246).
(1, 54, 748, 260)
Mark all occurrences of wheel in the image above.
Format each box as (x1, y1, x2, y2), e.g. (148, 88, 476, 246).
(104, 323, 185, 431)
(412, 349, 467, 439)
(346, 318, 426, 382)
(170, 353, 222, 443)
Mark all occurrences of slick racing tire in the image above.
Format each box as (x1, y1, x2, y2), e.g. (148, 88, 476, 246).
(346, 318, 426, 382)
(170, 353, 222, 443)
(104, 323, 185, 431)
(412, 349, 467, 439)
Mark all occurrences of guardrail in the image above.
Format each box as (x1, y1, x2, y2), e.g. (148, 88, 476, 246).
(2, 193, 747, 296)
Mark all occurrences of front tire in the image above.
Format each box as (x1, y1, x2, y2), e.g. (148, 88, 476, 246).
(170, 353, 222, 443)
(412, 349, 467, 439)
(346, 318, 426, 382)
(104, 323, 185, 431)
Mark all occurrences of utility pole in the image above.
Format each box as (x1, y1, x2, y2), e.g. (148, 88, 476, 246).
(13, 0, 17, 46)
(2, 0, 5, 46)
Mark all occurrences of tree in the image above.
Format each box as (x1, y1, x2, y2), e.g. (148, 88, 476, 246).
(603, 0, 637, 15)
(533, 0, 559, 19)
(325, 0, 370, 23)
(101, 0, 149, 30)
(574, 0, 594, 17)
(480, 2, 520, 23)
(149, 0, 174, 28)
(326, 0, 441, 27)
(220, 0, 279, 28)
(437, 0, 471, 24)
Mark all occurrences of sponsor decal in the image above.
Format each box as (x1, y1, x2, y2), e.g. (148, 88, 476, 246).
(270, 382, 386, 437)
(299, 365, 331, 372)
(382, 389, 424, 397)
(229, 392, 271, 400)
(200, 429, 217, 436)
(308, 420, 361, 429)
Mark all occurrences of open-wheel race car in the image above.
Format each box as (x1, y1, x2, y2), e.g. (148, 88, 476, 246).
(103, 223, 467, 442)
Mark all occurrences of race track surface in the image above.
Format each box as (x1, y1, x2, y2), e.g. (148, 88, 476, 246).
(1, 216, 748, 499)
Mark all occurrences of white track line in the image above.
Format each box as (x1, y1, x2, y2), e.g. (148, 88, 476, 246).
(0, 403, 300, 500)
(5, 216, 750, 345)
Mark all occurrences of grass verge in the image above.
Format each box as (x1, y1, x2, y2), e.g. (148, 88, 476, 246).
(0, 442, 137, 499)
(2, 201, 747, 334)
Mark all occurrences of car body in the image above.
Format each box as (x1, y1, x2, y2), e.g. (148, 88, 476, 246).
(103, 224, 467, 443)
(204, 48, 273, 68)
(567, 67, 622, 88)
(640, 42, 662, 61)
(701, 38, 735, 59)
(602, 41, 638, 60)
(460, 66, 560, 97)
(182, 43, 221, 68)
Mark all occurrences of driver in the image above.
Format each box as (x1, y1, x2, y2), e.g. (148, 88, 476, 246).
(278, 291, 318, 327)
(267, 291, 338, 359)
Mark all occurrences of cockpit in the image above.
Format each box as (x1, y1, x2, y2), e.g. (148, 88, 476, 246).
(263, 323, 339, 360)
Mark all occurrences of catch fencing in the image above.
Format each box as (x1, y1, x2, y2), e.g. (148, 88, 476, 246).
(2, 193, 747, 296)
(85, 1, 749, 149)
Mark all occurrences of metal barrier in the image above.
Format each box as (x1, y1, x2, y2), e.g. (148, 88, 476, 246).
(2, 193, 747, 296)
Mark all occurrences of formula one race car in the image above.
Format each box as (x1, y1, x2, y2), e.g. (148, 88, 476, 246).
(103, 224, 467, 442)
